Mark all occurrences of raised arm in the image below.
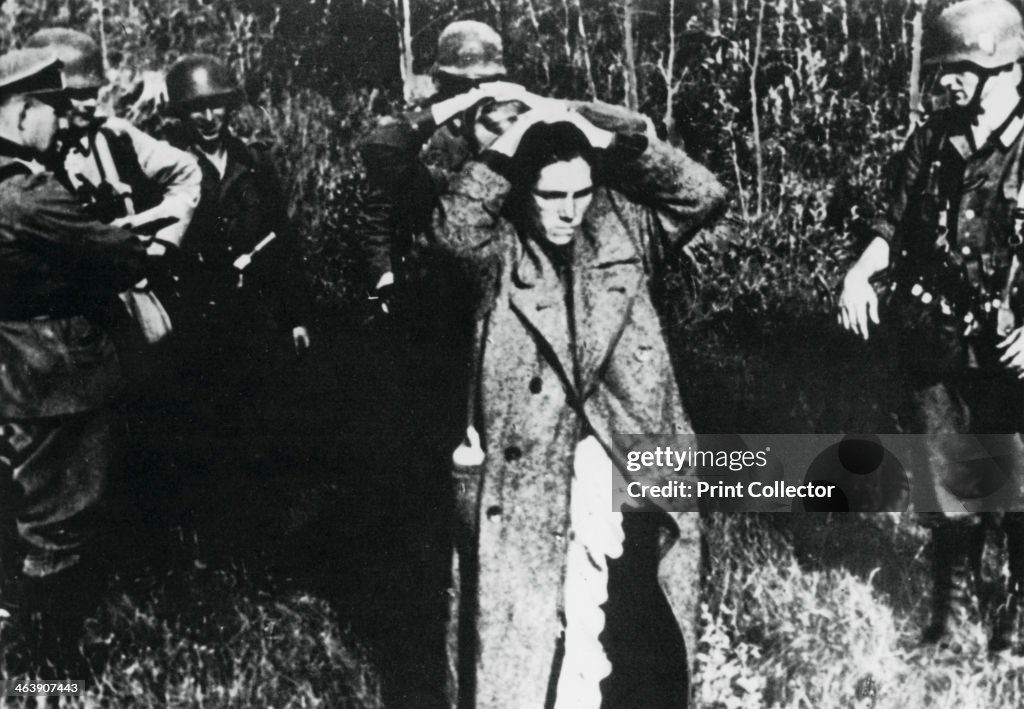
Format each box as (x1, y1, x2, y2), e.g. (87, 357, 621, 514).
(12, 173, 148, 290)
(568, 101, 727, 246)
(105, 118, 202, 247)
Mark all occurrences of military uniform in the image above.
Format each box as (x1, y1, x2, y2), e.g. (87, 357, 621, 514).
(157, 133, 310, 483)
(353, 24, 514, 706)
(360, 109, 473, 290)
(878, 104, 1024, 641)
(61, 116, 200, 245)
(0, 145, 147, 627)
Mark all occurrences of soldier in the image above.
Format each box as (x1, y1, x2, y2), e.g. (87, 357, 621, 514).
(161, 54, 311, 553)
(24, 29, 201, 254)
(22, 29, 204, 571)
(0, 49, 149, 672)
(356, 24, 537, 706)
(838, 0, 1024, 650)
(360, 20, 528, 309)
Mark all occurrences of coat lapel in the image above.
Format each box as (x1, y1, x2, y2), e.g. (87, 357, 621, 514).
(506, 191, 646, 401)
(574, 193, 646, 395)
(508, 236, 576, 393)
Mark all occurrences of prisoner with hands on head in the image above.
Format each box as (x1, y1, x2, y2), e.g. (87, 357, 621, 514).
(429, 89, 726, 707)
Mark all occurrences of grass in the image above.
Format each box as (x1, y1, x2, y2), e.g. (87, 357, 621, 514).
(2, 512, 1022, 707)
(1, 565, 383, 708)
(698, 514, 1024, 708)
(13, 571, 381, 708)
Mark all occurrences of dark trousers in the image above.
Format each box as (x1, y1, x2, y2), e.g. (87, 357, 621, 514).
(907, 367, 1024, 641)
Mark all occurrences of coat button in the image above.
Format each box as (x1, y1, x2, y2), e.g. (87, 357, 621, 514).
(504, 446, 523, 462)
(964, 208, 976, 220)
(529, 377, 542, 394)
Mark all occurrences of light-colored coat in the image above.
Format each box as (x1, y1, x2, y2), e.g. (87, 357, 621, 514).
(436, 131, 726, 708)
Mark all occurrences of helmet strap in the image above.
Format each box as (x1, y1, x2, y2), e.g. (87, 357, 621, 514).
(947, 62, 1016, 125)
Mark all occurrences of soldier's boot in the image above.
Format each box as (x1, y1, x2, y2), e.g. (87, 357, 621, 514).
(10, 562, 105, 680)
(991, 513, 1024, 653)
(922, 522, 985, 644)
(988, 580, 1024, 653)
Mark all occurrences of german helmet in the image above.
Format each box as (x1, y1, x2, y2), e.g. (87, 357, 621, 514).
(433, 20, 506, 79)
(923, 0, 1024, 68)
(165, 54, 242, 113)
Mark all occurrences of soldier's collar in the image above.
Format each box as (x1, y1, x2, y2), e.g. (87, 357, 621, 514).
(993, 102, 1024, 148)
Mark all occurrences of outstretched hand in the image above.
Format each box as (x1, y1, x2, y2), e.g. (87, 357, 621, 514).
(838, 268, 880, 340)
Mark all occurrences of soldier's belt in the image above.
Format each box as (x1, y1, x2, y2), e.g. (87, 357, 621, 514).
(890, 279, 1006, 337)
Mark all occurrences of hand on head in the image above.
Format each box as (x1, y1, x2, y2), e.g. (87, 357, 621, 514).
(486, 103, 614, 157)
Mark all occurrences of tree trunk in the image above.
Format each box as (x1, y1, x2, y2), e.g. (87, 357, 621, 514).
(623, 0, 638, 110)
(396, 0, 414, 85)
(837, 0, 849, 64)
(908, 0, 927, 128)
(522, 0, 552, 87)
(575, 0, 599, 100)
(96, 0, 108, 74)
(750, 0, 765, 219)
(661, 0, 679, 140)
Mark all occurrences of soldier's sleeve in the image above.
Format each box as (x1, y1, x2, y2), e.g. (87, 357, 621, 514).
(108, 118, 202, 246)
(875, 124, 931, 253)
(601, 132, 728, 247)
(253, 146, 312, 327)
(14, 174, 147, 290)
(357, 182, 396, 286)
(358, 111, 441, 287)
(360, 109, 437, 156)
(428, 155, 510, 307)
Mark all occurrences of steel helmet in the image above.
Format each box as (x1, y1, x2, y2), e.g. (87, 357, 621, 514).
(24, 28, 104, 89)
(433, 20, 506, 80)
(923, 0, 1024, 68)
(165, 54, 242, 113)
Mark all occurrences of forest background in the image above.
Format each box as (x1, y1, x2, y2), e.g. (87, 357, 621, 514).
(2, 0, 1002, 708)
(2, 0, 923, 430)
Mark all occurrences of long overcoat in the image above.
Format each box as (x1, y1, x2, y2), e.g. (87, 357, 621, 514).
(436, 130, 726, 708)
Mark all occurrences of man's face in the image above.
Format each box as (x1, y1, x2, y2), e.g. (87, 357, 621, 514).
(938, 63, 985, 107)
(23, 97, 59, 154)
(185, 105, 229, 151)
(473, 100, 527, 151)
(65, 87, 101, 132)
(530, 157, 594, 246)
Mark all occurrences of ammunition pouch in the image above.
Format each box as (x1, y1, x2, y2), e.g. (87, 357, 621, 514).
(882, 255, 976, 380)
(882, 284, 966, 380)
